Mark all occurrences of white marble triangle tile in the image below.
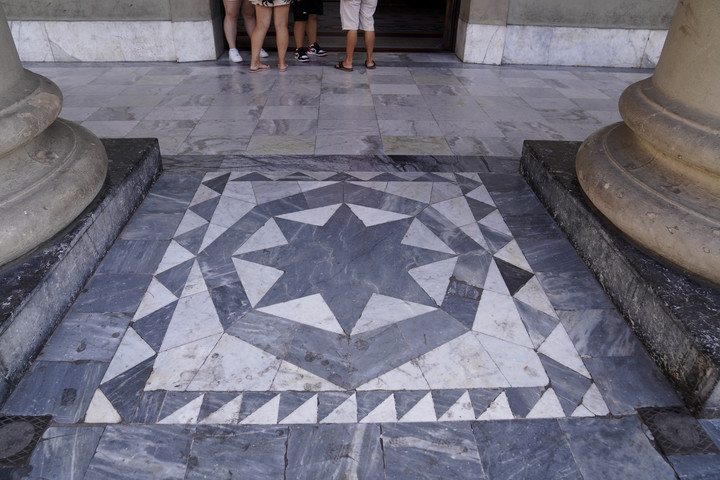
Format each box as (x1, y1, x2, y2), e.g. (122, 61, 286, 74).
(233, 259, 284, 307)
(258, 294, 345, 334)
(348, 172, 382, 181)
(439, 391, 476, 421)
(190, 184, 220, 207)
(571, 405, 594, 417)
(386, 182, 433, 204)
(526, 388, 565, 418)
(180, 260, 208, 298)
(175, 209, 208, 237)
(393, 172, 427, 181)
(538, 324, 590, 378)
(210, 196, 255, 229)
(477, 391, 513, 420)
(352, 294, 437, 335)
(347, 204, 412, 227)
(84, 389, 122, 424)
(455, 172, 481, 182)
(398, 393, 437, 423)
(494, 239, 533, 272)
(145, 335, 221, 391)
(402, 218, 455, 254)
(360, 394, 397, 423)
(432, 196, 476, 228)
(222, 181, 256, 204)
(234, 218, 289, 255)
(435, 172, 456, 181)
(473, 290, 534, 348)
(459, 222, 490, 250)
(271, 361, 344, 391)
(482, 259, 511, 296)
(417, 332, 510, 389)
(408, 257, 458, 305)
(276, 204, 342, 227)
(513, 277, 557, 318)
(356, 359, 431, 391)
(102, 327, 156, 383)
(253, 181, 302, 205)
(474, 332, 548, 388)
(199, 224, 228, 253)
(465, 184, 496, 206)
(257, 172, 288, 181)
(159, 394, 204, 424)
(188, 335, 282, 391)
(156, 240, 195, 274)
(298, 181, 339, 193)
(580, 383, 609, 416)
(160, 291, 225, 352)
(305, 172, 337, 181)
(241, 394, 281, 425)
(348, 181, 387, 193)
(429, 182, 463, 204)
(133, 278, 178, 321)
(280, 394, 319, 424)
(200, 394, 244, 424)
(479, 210, 512, 236)
(321, 394, 358, 424)
(204, 172, 227, 181)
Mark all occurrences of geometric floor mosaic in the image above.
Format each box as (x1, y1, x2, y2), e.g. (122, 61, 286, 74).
(85, 171, 609, 425)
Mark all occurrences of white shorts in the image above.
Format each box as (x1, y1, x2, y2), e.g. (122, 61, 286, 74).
(340, 0, 377, 31)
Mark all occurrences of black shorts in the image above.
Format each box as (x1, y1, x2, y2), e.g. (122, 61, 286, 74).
(292, 0, 323, 21)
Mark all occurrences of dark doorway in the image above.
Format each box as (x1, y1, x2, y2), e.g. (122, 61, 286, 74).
(235, 0, 459, 53)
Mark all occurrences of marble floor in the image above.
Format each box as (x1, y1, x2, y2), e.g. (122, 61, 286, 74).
(2, 53, 720, 479)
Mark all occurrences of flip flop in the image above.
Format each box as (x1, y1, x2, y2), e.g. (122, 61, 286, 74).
(249, 64, 270, 73)
(365, 60, 376, 69)
(334, 62, 353, 72)
(278, 64, 288, 72)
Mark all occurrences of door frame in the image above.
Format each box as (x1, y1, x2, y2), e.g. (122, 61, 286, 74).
(443, 0, 461, 51)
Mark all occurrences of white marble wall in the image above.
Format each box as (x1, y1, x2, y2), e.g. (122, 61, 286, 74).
(457, 21, 667, 68)
(8, 20, 217, 62)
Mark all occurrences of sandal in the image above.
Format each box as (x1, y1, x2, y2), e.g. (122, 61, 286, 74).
(365, 60, 376, 69)
(249, 64, 270, 73)
(278, 64, 288, 72)
(334, 62, 353, 72)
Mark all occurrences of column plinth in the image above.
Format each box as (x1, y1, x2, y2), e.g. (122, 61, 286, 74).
(576, 0, 720, 285)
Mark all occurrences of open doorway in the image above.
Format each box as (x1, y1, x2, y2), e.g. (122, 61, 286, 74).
(232, 0, 459, 53)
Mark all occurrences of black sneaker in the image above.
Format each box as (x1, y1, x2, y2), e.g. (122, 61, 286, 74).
(295, 47, 310, 62)
(307, 42, 327, 57)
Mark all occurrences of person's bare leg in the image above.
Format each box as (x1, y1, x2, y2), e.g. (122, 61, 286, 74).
(306, 14, 318, 45)
(342, 29, 357, 69)
(240, 0, 257, 36)
(223, 0, 241, 50)
(294, 21, 306, 49)
(364, 29, 375, 66)
(274, 5, 291, 69)
(251, 5, 272, 69)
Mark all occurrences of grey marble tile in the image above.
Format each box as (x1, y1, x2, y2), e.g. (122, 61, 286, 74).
(317, 119, 380, 136)
(584, 355, 682, 416)
(253, 119, 318, 136)
(177, 135, 253, 155)
(559, 309, 644, 357)
(559, 417, 677, 480)
(286, 424, 384, 479)
(80, 120, 139, 138)
(86, 106, 153, 122)
(85, 425, 194, 479)
(27, 426, 104, 480)
(71, 273, 152, 314)
(514, 237, 589, 274)
(668, 454, 720, 480)
(38, 312, 130, 362)
(446, 135, 520, 157)
(189, 119, 259, 136)
(2, 362, 106, 423)
(700, 419, 720, 447)
(374, 105, 435, 121)
(96, 240, 170, 274)
(382, 423, 485, 479)
(118, 213, 184, 240)
(539, 354, 592, 415)
(185, 425, 287, 479)
(534, 271, 615, 311)
(472, 419, 582, 479)
(314, 135, 384, 155)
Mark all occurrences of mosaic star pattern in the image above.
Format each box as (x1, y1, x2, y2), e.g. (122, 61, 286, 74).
(84, 171, 609, 425)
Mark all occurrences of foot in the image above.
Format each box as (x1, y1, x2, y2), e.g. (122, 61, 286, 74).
(365, 59, 376, 69)
(307, 42, 327, 57)
(249, 63, 270, 72)
(334, 61, 353, 72)
(260, 48, 269, 58)
(295, 47, 310, 63)
(278, 64, 288, 72)
(229, 48, 242, 63)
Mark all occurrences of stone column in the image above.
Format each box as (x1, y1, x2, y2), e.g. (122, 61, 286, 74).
(576, 0, 720, 285)
(0, 6, 107, 266)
